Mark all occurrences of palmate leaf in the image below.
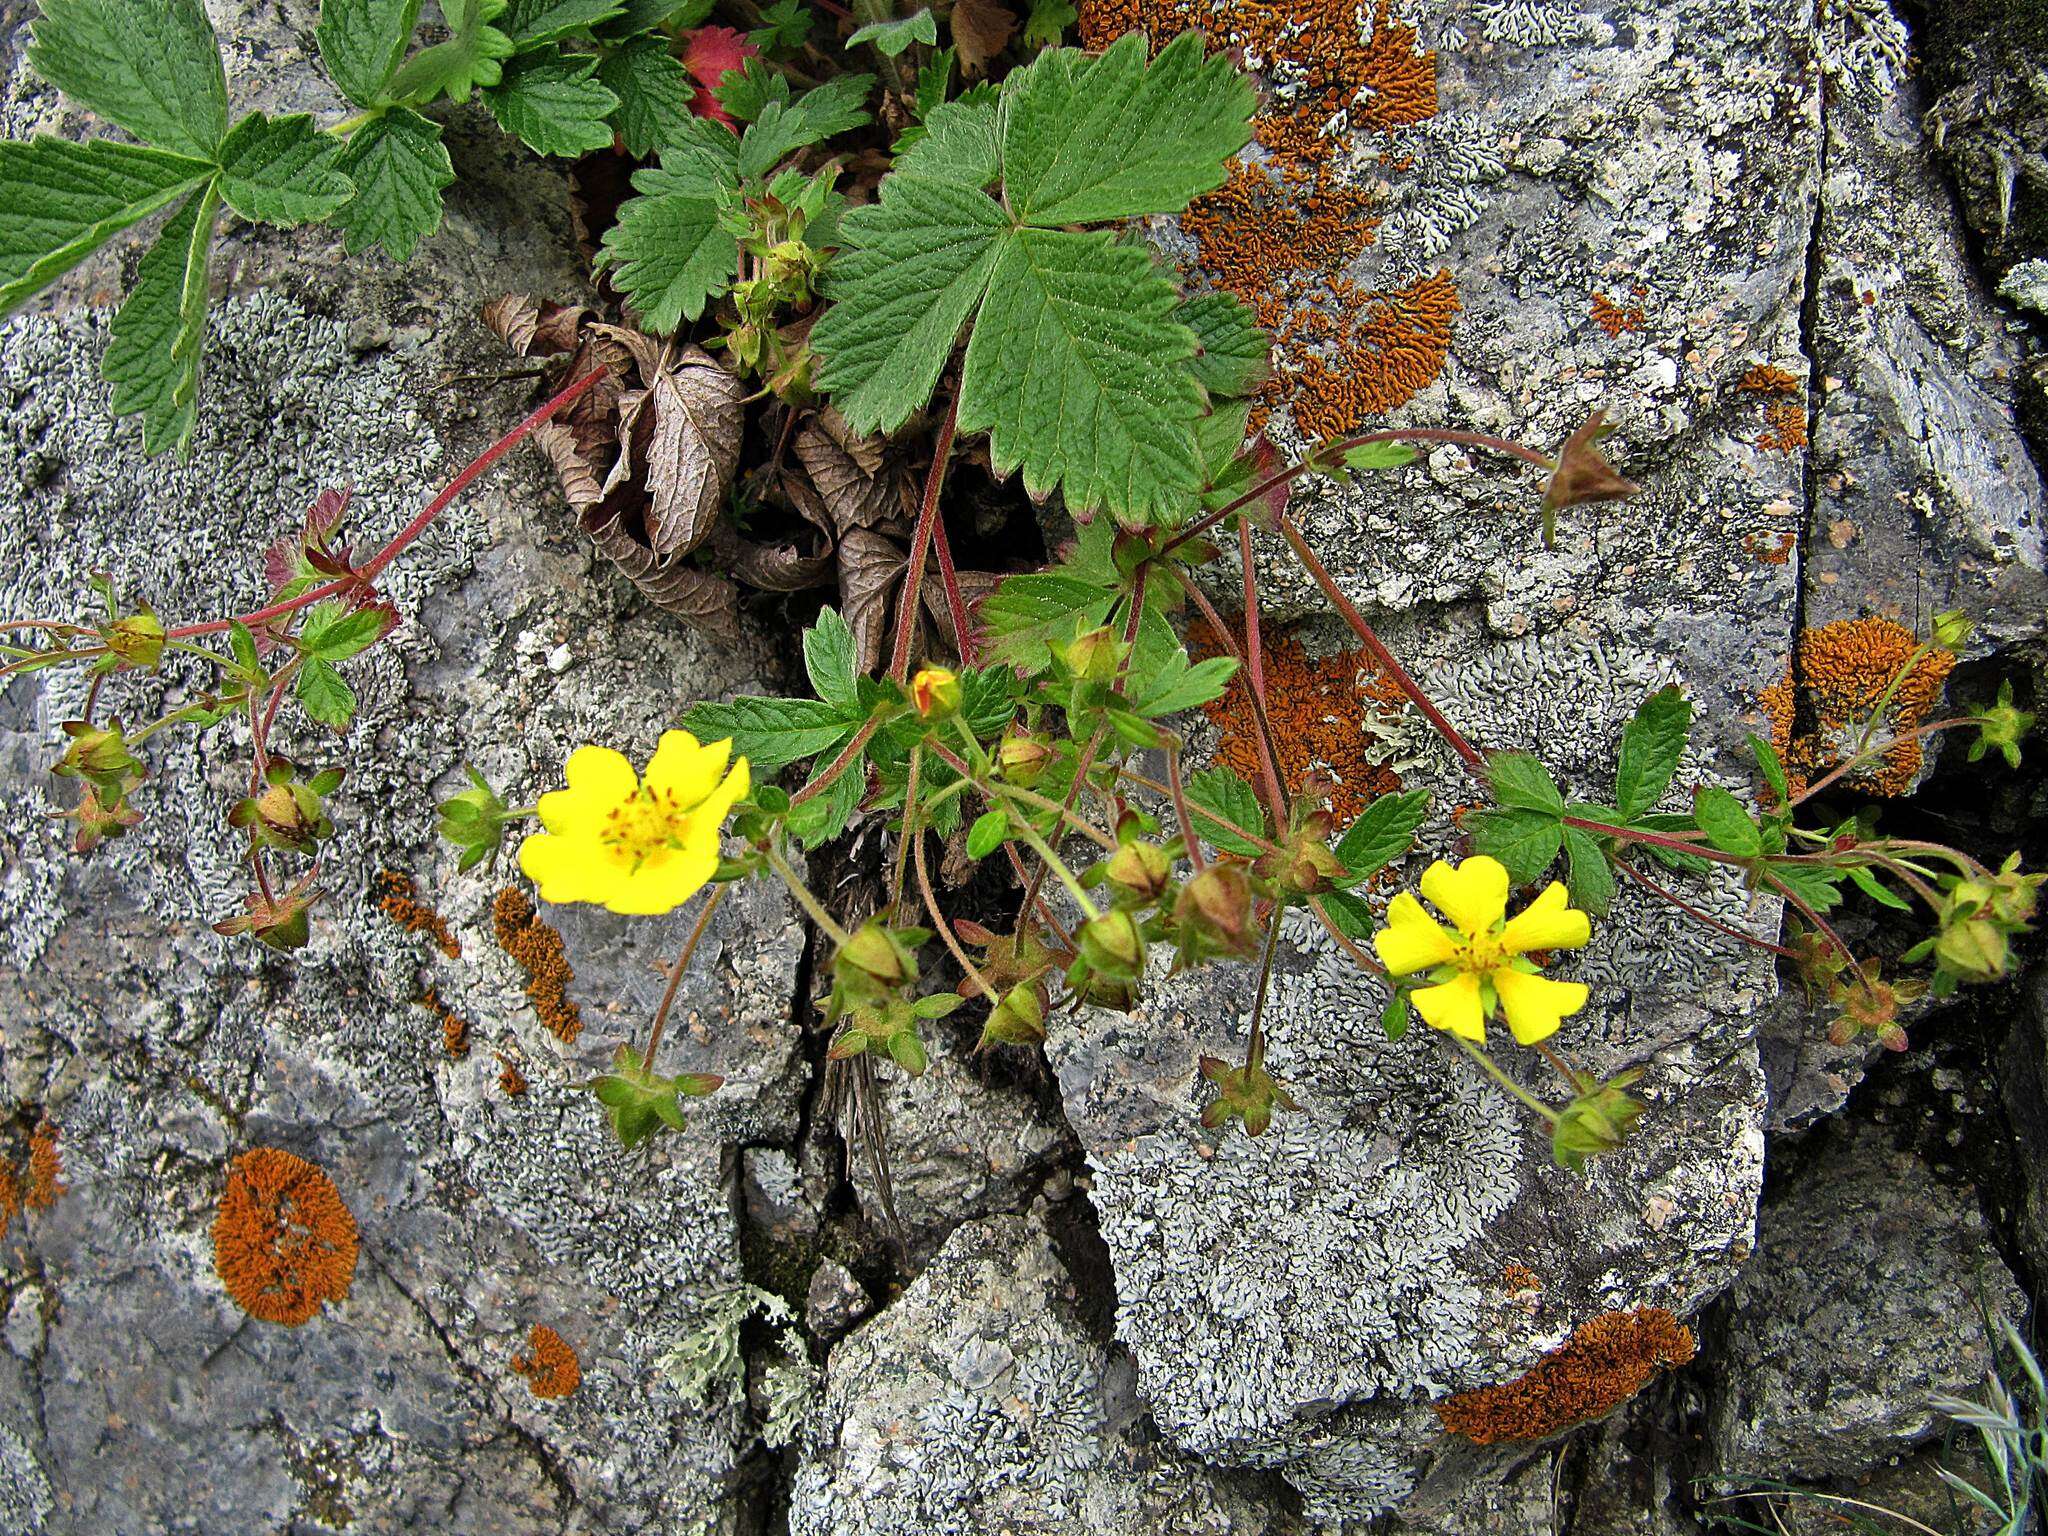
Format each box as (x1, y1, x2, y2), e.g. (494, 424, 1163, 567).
(103, 182, 220, 456)
(28, 0, 228, 159)
(332, 107, 455, 261)
(483, 51, 621, 157)
(215, 113, 356, 226)
(386, 0, 517, 103)
(0, 137, 214, 312)
(811, 33, 1256, 523)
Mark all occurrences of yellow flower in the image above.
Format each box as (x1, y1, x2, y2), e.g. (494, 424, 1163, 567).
(1374, 855, 1591, 1046)
(910, 665, 961, 719)
(518, 731, 749, 916)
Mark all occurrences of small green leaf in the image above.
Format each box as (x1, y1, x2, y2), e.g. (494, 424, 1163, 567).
(1845, 863, 1912, 912)
(1486, 750, 1566, 816)
(227, 619, 263, 679)
(1561, 824, 1615, 915)
(596, 0, 712, 38)
(886, 1028, 929, 1074)
(1183, 767, 1269, 858)
(1379, 991, 1410, 1041)
(1340, 440, 1419, 471)
(912, 46, 954, 120)
(386, 0, 517, 103)
(912, 991, 964, 1019)
(0, 137, 215, 313)
(1020, 0, 1074, 47)
(847, 9, 937, 55)
(216, 112, 356, 226)
(300, 602, 390, 662)
(1749, 731, 1790, 804)
(1334, 788, 1429, 881)
(751, 0, 814, 50)
(966, 808, 1010, 860)
(802, 607, 861, 717)
(332, 107, 454, 261)
(29, 0, 228, 159)
(598, 34, 696, 158)
(295, 654, 358, 729)
(786, 751, 864, 847)
(1770, 861, 1845, 914)
(317, 0, 423, 106)
(483, 50, 621, 157)
(979, 573, 1114, 672)
(1614, 685, 1692, 820)
(502, 0, 625, 45)
(102, 181, 219, 456)
(600, 134, 743, 331)
(1318, 888, 1372, 941)
(1180, 288, 1270, 398)
(1464, 807, 1564, 886)
(1692, 785, 1761, 858)
(683, 696, 854, 769)
(1125, 611, 1237, 717)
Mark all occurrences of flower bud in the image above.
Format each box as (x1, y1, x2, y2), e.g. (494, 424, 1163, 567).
(980, 984, 1046, 1047)
(1968, 681, 2033, 771)
(1551, 1071, 1646, 1173)
(107, 608, 166, 670)
(1173, 864, 1258, 964)
(1103, 840, 1172, 906)
(909, 665, 962, 720)
(1934, 917, 2009, 984)
(1077, 909, 1146, 981)
(55, 722, 145, 792)
(1063, 626, 1121, 686)
(1931, 609, 1974, 649)
(998, 729, 1056, 787)
(1258, 828, 1346, 898)
(836, 918, 919, 994)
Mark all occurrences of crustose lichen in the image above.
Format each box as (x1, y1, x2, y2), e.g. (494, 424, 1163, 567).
(212, 1148, 360, 1327)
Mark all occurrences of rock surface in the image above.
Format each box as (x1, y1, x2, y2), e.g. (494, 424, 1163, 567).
(1707, 1115, 2026, 1483)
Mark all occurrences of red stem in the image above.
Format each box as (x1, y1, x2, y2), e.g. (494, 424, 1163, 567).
(1613, 856, 1792, 957)
(1236, 519, 1293, 829)
(888, 393, 960, 682)
(166, 368, 607, 642)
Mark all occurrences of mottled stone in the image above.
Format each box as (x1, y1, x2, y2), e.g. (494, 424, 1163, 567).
(1707, 1116, 2026, 1483)
(788, 1208, 1296, 1536)
(804, 1257, 874, 1343)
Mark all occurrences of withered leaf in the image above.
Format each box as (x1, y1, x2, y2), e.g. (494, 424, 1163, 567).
(587, 515, 742, 641)
(531, 422, 605, 512)
(795, 422, 899, 532)
(702, 521, 834, 592)
(838, 527, 908, 673)
(483, 294, 590, 357)
(645, 350, 746, 559)
(951, 0, 1018, 74)
(818, 404, 884, 474)
(590, 323, 667, 387)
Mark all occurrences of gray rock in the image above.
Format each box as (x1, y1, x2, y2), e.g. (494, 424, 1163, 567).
(1922, 0, 2048, 279)
(787, 1208, 1297, 1536)
(0, 10, 806, 1531)
(805, 1257, 874, 1343)
(1707, 1116, 2027, 1483)
(2002, 965, 2048, 1285)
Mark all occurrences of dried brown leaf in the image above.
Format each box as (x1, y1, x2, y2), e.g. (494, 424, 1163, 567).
(601, 386, 653, 499)
(590, 323, 667, 387)
(483, 294, 590, 356)
(531, 423, 605, 511)
(702, 521, 834, 591)
(644, 351, 746, 559)
(587, 517, 742, 640)
(795, 423, 897, 531)
(951, 0, 1017, 75)
(838, 528, 907, 672)
(817, 405, 884, 474)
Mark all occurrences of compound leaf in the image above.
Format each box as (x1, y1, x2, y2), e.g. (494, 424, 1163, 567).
(387, 0, 517, 103)
(847, 9, 937, 54)
(483, 50, 621, 157)
(332, 107, 453, 260)
(316, 0, 422, 106)
(215, 112, 356, 226)
(598, 34, 695, 158)
(102, 182, 219, 456)
(0, 137, 214, 313)
(28, 0, 227, 159)
(1464, 806, 1563, 887)
(600, 145, 743, 332)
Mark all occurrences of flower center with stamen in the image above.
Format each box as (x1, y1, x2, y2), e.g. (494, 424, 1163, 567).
(602, 787, 689, 870)
(1459, 928, 1507, 973)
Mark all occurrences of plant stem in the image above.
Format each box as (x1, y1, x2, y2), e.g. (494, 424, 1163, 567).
(1788, 716, 1974, 809)
(765, 842, 854, 948)
(1273, 511, 1488, 775)
(1613, 856, 1794, 957)
(791, 716, 882, 805)
(1243, 897, 1284, 1072)
(1114, 766, 1283, 854)
(1453, 1035, 1560, 1124)
(1163, 744, 1205, 873)
(166, 367, 608, 642)
(1174, 567, 1292, 827)
(1010, 817, 1101, 921)
(888, 746, 922, 918)
(641, 885, 728, 1073)
(989, 779, 1119, 851)
(1235, 520, 1294, 828)
(887, 395, 960, 682)
(1306, 896, 1385, 974)
(913, 826, 1000, 1003)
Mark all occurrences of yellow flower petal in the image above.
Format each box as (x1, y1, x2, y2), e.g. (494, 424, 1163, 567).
(1420, 856, 1510, 939)
(519, 829, 615, 905)
(1499, 882, 1591, 955)
(1411, 971, 1487, 1041)
(1492, 968, 1589, 1046)
(538, 745, 638, 835)
(1374, 892, 1459, 975)
(606, 842, 719, 915)
(645, 730, 728, 807)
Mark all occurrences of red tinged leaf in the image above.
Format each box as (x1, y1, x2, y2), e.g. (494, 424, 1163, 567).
(680, 27, 759, 127)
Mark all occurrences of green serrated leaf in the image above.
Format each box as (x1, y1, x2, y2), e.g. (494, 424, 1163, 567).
(787, 755, 863, 847)
(979, 574, 1112, 671)
(898, 96, 998, 184)
(1183, 766, 1268, 857)
(215, 112, 356, 226)
(598, 34, 695, 158)
(29, 0, 228, 159)
(962, 226, 1205, 521)
(966, 808, 1010, 859)
(601, 135, 744, 331)
(103, 181, 218, 456)
(847, 9, 937, 54)
(295, 654, 358, 728)
(683, 695, 853, 768)
(1341, 440, 1418, 470)
(913, 46, 954, 120)
(503, 0, 625, 45)
(332, 107, 453, 261)
(1845, 863, 1912, 912)
(317, 0, 422, 106)
(1749, 731, 1790, 804)
(1692, 785, 1761, 858)
(1180, 288, 1270, 398)
(597, 0, 712, 39)
(1317, 887, 1373, 941)
(1195, 400, 1252, 485)
(482, 49, 620, 156)
(1125, 617, 1237, 717)
(300, 602, 389, 662)
(1486, 750, 1566, 816)
(1334, 788, 1429, 881)
(0, 137, 215, 313)
(1770, 861, 1845, 914)
(752, 0, 814, 51)
(1020, 0, 1074, 48)
(735, 75, 875, 179)
(802, 607, 861, 716)
(1561, 824, 1615, 915)
(999, 33, 1252, 224)
(387, 0, 517, 103)
(1464, 806, 1563, 886)
(1614, 685, 1692, 820)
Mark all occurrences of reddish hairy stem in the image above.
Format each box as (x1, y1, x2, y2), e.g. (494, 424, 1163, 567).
(1233, 521, 1293, 828)
(888, 393, 960, 682)
(1613, 856, 1794, 957)
(1174, 568, 1292, 831)
(166, 368, 608, 642)
(790, 717, 880, 806)
(1786, 716, 1975, 809)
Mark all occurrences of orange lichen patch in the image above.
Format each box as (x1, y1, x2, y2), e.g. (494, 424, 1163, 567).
(1195, 628, 1405, 824)
(1759, 617, 1955, 798)
(1501, 1262, 1541, 1292)
(0, 1164, 20, 1235)
(212, 1148, 359, 1326)
(1589, 292, 1646, 337)
(511, 1325, 581, 1398)
(1434, 1308, 1696, 1444)
(1084, 0, 1454, 437)
(496, 1052, 530, 1096)
(492, 888, 583, 1045)
(375, 869, 460, 959)
(416, 985, 471, 1059)
(1758, 399, 1808, 454)
(1739, 363, 1802, 395)
(1742, 530, 1797, 566)
(25, 1120, 64, 1211)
